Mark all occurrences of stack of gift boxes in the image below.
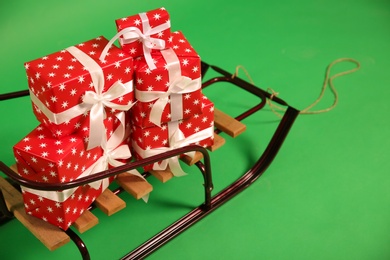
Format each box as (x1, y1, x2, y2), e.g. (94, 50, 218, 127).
(12, 7, 215, 230)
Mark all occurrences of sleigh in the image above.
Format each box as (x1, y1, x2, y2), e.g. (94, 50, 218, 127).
(0, 61, 299, 259)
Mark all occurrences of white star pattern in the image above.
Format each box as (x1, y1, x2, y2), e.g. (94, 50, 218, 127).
(184, 108, 191, 114)
(154, 13, 161, 20)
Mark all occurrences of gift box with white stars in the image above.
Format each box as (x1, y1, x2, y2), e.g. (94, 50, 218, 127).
(13, 112, 133, 229)
(21, 175, 115, 230)
(13, 124, 103, 184)
(131, 95, 214, 175)
(24, 36, 134, 148)
(115, 7, 171, 60)
(131, 31, 203, 128)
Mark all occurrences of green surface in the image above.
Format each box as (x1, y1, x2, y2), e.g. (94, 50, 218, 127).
(1, 0, 389, 259)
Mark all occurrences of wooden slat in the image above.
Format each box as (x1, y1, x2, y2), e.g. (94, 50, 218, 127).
(72, 210, 98, 233)
(116, 173, 153, 200)
(149, 168, 174, 183)
(180, 151, 203, 166)
(214, 108, 246, 137)
(208, 133, 225, 152)
(0, 176, 70, 251)
(94, 189, 126, 216)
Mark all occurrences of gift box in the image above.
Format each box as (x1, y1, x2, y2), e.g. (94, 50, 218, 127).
(131, 95, 214, 176)
(13, 111, 131, 184)
(114, 7, 171, 70)
(21, 173, 115, 230)
(25, 36, 134, 150)
(132, 31, 203, 128)
(15, 112, 136, 230)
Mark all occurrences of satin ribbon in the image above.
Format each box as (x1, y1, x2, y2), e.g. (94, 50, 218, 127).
(21, 113, 146, 203)
(132, 124, 214, 177)
(30, 46, 134, 150)
(135, 48, 201, 126)
(100, 13, 171, 70)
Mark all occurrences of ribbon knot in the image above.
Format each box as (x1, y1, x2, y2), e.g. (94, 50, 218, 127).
(136, 76, 201, 126)
(80, 80, 135, 150)
(100, 12, 171, 70)
(132, 123, 214, 177)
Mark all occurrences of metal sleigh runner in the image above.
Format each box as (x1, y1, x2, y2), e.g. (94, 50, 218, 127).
(0, 60, 299, 259)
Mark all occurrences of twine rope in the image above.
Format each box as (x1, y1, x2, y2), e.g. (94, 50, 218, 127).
(231, 58, 361, 118)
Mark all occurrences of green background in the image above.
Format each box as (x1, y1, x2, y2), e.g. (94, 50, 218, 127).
(1, 0, 389, 259)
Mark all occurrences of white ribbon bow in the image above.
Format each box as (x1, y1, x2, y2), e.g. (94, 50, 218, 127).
(136, 76, 201, 126)
(133, 123, 214, 177)
(29, 46, 134, 150)
(100, 12, 171, 70)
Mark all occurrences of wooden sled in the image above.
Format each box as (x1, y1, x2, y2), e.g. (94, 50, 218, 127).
(0, 61, 299, 259)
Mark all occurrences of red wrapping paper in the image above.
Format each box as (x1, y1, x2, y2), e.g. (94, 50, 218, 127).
(14, 125, 102, 184)
(25, 36, 134, 143)
(115, 7, 171, 58)
(21, 176, 114, 230)
(14, 113, 132, 230)
(131, 95, 214, 172)
(132, 31, 203, 128)
(13, 111, 131, 183)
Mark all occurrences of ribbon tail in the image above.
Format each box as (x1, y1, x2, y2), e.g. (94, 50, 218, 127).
(87, 103, 106, 150)
(141, 193, 149, 203)
(168, 157, 187, 177)
(143, 44, 156, 70)
(149, 97, 169, 127)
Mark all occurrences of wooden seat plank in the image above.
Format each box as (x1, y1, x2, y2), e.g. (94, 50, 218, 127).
(214, 108, 246, 137)
(208, 133, 225, 152)
(181, 151, 203, 166)
(72, 210, 98, 233)
(149, 168, 174, 183)
(116, 172, 153, 200)
(94, 189, 126, 216)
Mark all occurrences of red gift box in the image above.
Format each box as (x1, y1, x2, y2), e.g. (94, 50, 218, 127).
(25, 36, 134, 150)
(13, 111, 131, 184)
(132, 31, 203, 128)
(114, 7, 171, 70)
(14, 125, 102, 184)
(131, 95, 214, 176)
(21, 173, 115, 230)
(14, 112, 137, 230)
